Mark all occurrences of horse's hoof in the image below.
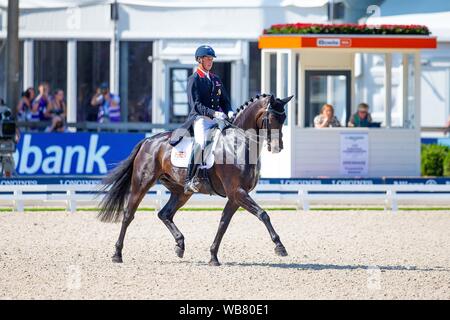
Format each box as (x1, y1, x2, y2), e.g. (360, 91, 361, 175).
(175, 245, 184, 258)
(208, 259, 221, 267)
(112, 255, 123, 263)
(275, 245, 288, 257)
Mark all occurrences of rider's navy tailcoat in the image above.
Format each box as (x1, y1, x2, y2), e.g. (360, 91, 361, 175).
(169, 68, 232, 146)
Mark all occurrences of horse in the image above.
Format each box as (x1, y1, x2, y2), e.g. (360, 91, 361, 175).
(98, 93, 294, 266)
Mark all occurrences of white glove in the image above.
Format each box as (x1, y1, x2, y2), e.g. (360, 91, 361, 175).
(227, 111, 234, 119)
(214, 111, 227, 120)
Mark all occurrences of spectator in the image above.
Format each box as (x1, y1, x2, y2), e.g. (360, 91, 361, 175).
(46, 89, 66, 121)
(348, 103, 373, 127)
(16, 87, 36, 121)
(90, 82, 121, 123)
(314, 104, 341, 128)
(45, 115, 67, 133)
(32, 82, 52, 122)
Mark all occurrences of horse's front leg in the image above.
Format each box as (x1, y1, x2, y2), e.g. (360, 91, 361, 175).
(232, 188, 288, 257)
(209, 199, 240, 266)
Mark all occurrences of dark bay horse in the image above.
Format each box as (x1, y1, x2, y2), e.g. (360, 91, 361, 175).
(98, 93, 293, 266)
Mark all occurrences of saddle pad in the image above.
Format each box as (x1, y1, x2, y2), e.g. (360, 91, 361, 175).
(170, 131, 221, 169)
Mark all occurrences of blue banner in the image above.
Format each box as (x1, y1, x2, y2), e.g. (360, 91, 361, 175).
(2, 176, 450, 185)
(13, 132, 145, 175)
(9, 132, 450, 178)
(421, 137, 450, 147)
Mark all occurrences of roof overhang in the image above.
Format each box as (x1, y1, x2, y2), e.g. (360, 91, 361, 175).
(258, 34, 438, 50)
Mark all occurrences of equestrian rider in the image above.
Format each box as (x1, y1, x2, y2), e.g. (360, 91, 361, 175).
(179, 45, 233, 193)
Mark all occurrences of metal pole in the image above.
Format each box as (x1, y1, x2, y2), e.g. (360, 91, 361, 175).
(6, 0, 20, 119)
(329, 0, 334, 24)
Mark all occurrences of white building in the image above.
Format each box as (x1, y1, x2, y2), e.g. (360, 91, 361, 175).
(365, 0, 450, 136)
(1, 0, 447, 132)
(1, 0, 354, 126)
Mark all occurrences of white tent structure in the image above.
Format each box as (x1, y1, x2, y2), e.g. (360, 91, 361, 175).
(0, 0, 332, 128)
(366, 10, 450, 133)
(0, 0, 330, 9)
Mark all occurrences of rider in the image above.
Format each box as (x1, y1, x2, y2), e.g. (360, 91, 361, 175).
(182, 45, 233, 193)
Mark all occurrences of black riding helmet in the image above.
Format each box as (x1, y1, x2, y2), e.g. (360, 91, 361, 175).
(195, 45, 216, 61)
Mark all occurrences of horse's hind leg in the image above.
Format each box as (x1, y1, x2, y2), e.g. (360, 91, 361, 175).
(157, 191, 192, 258)
(112, 173, 157, 263)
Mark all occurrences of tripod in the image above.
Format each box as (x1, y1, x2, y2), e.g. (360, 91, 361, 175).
(0, 153, 15, 177)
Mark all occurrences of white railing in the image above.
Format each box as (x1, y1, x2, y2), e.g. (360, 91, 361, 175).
(1, 183, 449, 213)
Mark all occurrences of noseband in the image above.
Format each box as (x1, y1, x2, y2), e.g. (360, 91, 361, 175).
(260, 101, 286, 152)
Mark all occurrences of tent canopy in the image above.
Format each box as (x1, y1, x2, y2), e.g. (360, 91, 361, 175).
(0, 0, 330, 9)
(366, 11, 450, 41)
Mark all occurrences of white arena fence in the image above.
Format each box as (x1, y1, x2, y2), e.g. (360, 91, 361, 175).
(1, 183, 450, 213)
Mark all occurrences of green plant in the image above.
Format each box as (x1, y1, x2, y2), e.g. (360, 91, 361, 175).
(444, 151, 450, 176)
(421, 144, 449, 176)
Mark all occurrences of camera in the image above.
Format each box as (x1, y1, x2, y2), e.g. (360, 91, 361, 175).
(0, 105, 17, 153)
(0, 103, 17, 177)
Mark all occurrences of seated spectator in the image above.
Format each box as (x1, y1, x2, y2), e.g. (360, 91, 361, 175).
(314, 104, 341, 128)
(46, 89, 66, 121)
(91, 82, 121, 123)
(45, 115, 67, 133)
(348, 103, 373, 127)
(16, 87, 36, 121)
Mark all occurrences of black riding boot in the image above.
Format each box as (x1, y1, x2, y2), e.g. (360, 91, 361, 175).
(184, 143, 203, 193)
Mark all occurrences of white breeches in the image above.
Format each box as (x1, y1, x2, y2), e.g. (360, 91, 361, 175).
(193, 116, 216, 149)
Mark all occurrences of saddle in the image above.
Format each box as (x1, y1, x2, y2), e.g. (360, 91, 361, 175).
(170, 128, 220, 169)
(170, 119, 230, 197)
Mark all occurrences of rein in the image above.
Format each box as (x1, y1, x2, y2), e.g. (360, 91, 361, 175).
(224, 97, 286, 152)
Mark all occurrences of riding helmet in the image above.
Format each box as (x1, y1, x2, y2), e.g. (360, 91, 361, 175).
(195, 45, 216, 60)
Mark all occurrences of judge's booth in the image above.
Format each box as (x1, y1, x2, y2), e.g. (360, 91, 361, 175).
(258, 33, 437, 178)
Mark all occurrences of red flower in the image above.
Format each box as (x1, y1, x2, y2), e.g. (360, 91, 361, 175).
(263, 22, 430, 35)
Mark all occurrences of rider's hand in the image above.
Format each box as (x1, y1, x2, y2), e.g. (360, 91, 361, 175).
(214, 111, 227, 120)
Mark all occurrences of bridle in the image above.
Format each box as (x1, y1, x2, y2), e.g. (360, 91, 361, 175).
(260, 99, 286, 152)
(224, 96, 286, 152)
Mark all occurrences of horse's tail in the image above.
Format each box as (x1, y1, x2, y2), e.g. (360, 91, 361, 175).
(97, 138, 147, 223)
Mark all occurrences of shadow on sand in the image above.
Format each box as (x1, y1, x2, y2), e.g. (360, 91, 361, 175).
(223, 262, 449, 272)
(168, 260, 448, 272)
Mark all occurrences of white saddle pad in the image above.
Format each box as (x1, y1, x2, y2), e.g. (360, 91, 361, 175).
(170, 131, 221, 169)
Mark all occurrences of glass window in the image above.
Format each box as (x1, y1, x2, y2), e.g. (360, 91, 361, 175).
(120, 41, 153, 122)
(212, 61, 231, 96)
(390, 53, 403, 127)
(34, 41, 67, 94)
(269, 53, 277, 94)
(356, 53, 386, 126)
(77, 41, 110, 122)
(0, 40, 6, 101)
(407, 54, 416, 129)
(0, 40, 23, 104)
(305, 70, 350, 127)
(248, 41, 261, 98)
(169, 67, 192, 123)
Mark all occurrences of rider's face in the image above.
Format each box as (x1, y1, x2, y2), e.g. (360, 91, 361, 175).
(199, 56, 214, 71)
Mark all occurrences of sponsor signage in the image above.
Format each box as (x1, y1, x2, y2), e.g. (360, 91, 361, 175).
(316, 38, 351, 47)
(13, 133, 145, 175)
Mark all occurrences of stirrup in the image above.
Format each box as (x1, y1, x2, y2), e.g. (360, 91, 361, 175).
(184, 176, 201, 193)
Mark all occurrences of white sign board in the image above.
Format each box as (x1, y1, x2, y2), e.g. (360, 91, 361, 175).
(340, 132, 369, 176)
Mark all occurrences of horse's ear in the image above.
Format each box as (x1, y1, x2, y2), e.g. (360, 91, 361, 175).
(270, 94, 275, 103)
(281, 95, 294, 105)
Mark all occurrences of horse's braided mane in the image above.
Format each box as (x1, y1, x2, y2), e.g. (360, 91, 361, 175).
(230, 93, 271, 122)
